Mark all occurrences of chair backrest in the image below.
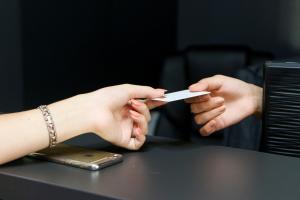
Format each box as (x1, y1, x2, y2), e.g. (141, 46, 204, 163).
(186, 46, 249, 84)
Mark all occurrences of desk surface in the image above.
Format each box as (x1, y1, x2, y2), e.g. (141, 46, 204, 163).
(1, 134, 300, 200)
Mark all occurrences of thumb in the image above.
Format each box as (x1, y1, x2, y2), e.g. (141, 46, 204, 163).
(126, 85, 165, 99)
(189, 75, 223, 92)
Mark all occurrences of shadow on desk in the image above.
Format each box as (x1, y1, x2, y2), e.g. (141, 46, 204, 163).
(65, 133, 201, 153)
(2, 133, 201, 169)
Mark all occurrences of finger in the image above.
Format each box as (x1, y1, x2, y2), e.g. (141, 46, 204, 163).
(194, 105, 226, 125)
(199, 119, 217, 136)
(145, 100, 167, 110)
(134, 123, 146, 147)
(127, 111, 148, 150)
(131, 99, 151, 122)
(185, 94, 210, 104)
(200, 116, 226, 136)
(124, 84, 166, 99)
(189, 75, 223, 92)
(129, 110, 148, 135)
(128, 130, 146, 150)
(190, 97, 224, 114)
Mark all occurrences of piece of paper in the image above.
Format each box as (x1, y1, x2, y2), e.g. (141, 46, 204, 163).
(152, 89, 210, 102)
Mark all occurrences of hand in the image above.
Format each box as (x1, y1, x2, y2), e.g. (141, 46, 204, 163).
(0, 84, 165, 165)
(85, 84, 165, 150)
(185, 75, 262, 136)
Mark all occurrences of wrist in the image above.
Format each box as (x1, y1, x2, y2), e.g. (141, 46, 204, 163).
(47, 94, 92, 143)
(250, 84, 263, 117)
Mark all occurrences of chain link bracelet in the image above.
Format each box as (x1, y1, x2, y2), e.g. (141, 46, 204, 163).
(38, 105, 57, 148)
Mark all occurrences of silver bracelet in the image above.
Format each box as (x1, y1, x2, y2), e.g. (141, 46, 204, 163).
(38, 105, 57, 148)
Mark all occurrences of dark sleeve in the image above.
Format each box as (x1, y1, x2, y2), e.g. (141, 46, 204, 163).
(223, 64, 263, 150)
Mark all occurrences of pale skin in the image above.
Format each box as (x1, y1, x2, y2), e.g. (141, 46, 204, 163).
(186, 75, 263, 136)
(0, 84, 165, 165)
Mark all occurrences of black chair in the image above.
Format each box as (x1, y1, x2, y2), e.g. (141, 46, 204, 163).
(153, 45, 272, 146)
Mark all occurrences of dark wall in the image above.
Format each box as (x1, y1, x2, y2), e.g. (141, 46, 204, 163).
(178, 0, 300, 58)
(9, 0, 300, 111)
(20, 0, 177, 108)
(0, 0, 23, 112)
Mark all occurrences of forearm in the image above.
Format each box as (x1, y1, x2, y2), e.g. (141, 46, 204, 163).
(0, 94, 90, 165)
(0, 109, 49, 164)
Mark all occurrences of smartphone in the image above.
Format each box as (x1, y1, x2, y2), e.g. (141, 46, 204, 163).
(28, 144, 123, 170)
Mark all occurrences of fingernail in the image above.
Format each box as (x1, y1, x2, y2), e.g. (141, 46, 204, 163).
(157, 89, 168, 95)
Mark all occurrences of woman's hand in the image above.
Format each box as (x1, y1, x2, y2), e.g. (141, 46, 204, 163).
(185, 75, 262, 136)
(84, 84, 165, 150)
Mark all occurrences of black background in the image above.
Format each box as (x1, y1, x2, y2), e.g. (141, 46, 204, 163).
(21, 0, 177, 108)
(1, 0, 300, 111)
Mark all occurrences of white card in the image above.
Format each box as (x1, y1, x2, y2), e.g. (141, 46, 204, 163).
(152, 89, 210, 102)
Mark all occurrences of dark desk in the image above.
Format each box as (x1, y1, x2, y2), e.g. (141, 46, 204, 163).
(1, 135, 300, 200)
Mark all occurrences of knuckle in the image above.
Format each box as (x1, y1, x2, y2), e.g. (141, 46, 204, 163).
(143, 86, 153, 92)
(122, 83, 131, 87)
(215, 117, 225, 130)
(213, 74, 224, 79)
(198, 78, 207, 83)
(215, 97, 224, 104)
(207, 101, 214, 108)
(141, 114, 147, 123)
(147, 86, 154, 90)
(191, 104, 197, 113)
(219, 105, 226, 113)
(194, 115, 204, 125)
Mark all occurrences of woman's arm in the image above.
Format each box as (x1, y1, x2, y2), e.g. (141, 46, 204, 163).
(0, 84, 164, 165)
(0, 95, 93, 165)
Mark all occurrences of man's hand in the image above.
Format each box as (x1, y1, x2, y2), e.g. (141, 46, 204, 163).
(185, 75, 262, 136)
